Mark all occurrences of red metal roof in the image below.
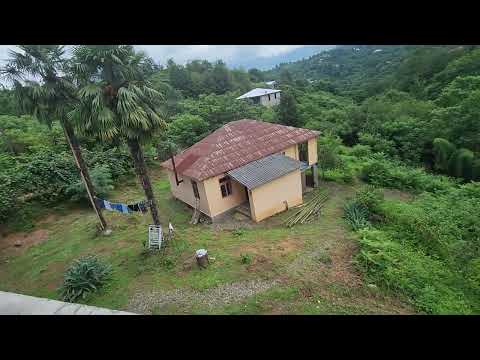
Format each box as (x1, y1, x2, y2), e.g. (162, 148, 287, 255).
(161, 119, 320, 181)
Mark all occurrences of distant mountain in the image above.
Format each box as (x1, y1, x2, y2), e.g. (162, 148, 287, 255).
(227, 45, 337, 70)
(263, 45, 480, 100)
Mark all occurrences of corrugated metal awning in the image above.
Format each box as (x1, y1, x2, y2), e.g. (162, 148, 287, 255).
(227, 153, 303, 190)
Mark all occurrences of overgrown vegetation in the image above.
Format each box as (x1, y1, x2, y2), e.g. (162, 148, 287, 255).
(60, 255, 112, 302)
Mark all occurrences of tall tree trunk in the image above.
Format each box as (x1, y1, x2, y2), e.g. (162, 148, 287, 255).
(126, 138, 161, 226)
(62, 120, 108, 231)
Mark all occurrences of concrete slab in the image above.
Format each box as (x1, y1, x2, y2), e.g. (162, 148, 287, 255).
(0, 291, 136, 315)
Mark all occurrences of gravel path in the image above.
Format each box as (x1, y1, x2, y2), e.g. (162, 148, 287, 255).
(127, 279, 279, 314)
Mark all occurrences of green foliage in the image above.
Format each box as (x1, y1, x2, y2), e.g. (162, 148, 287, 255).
(163, 59, 255, 98)
(232, 228, 246, 237)
(65, 165, 114, 202)
(354, 185, 384, 214)
(343, 201, 370, 231)
(60, 255, 112, 302)
(448, 148, 475, 179)
(355, 182, 480, 314)
(276, 90, 300, 127)
(349, 144, 372, 158)
(167, 114, 210, 149)
(240, 253, 252, 265)
(178, 92, 273, 132)
(360, 153, 457, 193)
(432, 138, 456, 172)
(322, 168, 354, 184)
(356, 228, 472, 314)
(317, 132, 343, 175)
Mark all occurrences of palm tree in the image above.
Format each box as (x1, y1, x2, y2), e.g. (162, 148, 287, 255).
(69, 45, 167, 225)
(1, 45, 108, 231)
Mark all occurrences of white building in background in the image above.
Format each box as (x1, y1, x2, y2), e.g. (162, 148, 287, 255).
(265, 80, 277, 88)
(236, 88, 281, 107)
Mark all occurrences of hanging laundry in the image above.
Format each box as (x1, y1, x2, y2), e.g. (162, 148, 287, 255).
(95, 197, 148, 215)
(128, 200, 148, 213)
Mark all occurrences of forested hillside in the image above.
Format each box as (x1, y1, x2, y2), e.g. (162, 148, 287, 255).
(264, 45, 480, 101)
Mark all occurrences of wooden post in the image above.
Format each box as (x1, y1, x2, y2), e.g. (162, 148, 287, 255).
(313, 165, 319, 188)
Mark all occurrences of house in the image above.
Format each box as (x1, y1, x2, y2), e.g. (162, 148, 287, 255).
(236, 88, 281, 107)
(265, 80, 277, 88)
(161, 119, 320, 223)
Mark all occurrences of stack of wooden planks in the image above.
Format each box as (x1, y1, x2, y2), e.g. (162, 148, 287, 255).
(284, 189, 329, 227)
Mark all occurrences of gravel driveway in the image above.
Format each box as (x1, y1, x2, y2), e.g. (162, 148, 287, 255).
(127, 279, 279, 314)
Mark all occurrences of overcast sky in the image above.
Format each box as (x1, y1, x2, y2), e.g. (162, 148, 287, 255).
(0, 45, 335, 70)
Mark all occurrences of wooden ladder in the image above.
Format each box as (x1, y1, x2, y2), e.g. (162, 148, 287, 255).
(190, 197, 200, 224)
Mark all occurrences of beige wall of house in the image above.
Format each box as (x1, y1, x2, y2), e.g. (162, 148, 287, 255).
(167, 170, 247, 218)
(282, 137, 317, 165)
(249, 169, 303, 222)
(203, 175, 247, 218)
(308, 137, 318, 165)
(167, 170, 211, 216)
(283, 144, 299, 160)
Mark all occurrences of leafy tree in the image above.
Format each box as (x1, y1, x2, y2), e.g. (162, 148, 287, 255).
(167, 114, 209, 148)
(448, 148, 475, 180)
(276, 90, 300, 127)
(248, 68, 264, 83)
(432, 138, 456, 173)
(70, 45, 166, 226)
(1, 45, 108, 230)
(317, 132, 343, 178)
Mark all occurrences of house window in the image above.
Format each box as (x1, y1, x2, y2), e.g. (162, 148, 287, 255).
(191, 180, 200, 199)
(219, 176, 232, 198)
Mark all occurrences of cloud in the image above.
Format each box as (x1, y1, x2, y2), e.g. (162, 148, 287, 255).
(0, 45, 332, 72)
(135, 45, 307, 66)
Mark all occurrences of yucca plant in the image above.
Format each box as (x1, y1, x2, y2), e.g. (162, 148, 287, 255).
(60, 255, 112, 302)
(343, 201, 370, 231)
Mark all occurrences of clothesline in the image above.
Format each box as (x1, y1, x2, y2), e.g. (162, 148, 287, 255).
(94, 197, 149, 215)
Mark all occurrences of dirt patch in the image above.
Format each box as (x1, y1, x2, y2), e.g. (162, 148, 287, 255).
(246, 255, 274, 273)
(233, 237, 304, 258)
(0, 229, 49, 257)
(324, 242, 362, 287)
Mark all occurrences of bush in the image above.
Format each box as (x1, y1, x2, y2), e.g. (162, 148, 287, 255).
(65, 165, 114, 202)
(343, 201, 370, 231)
(60, 255, 112, 302)
(353, 185, 384, 214)
(323, 167, 354, 184)
(356, 228, 472, 314)
(360, 153, 457, 193)
(240, 253, 252, 264)
(349, 144, 372, 158)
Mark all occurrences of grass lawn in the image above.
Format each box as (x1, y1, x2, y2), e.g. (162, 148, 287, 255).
(0, 165, 414, 314)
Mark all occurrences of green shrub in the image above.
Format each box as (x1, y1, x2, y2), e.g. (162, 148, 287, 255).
(360, 153, 457, 193)
(240, 253, 252, 265)
(354, 185, 384, 214)
(349, 144, 372, 158)
(232, 228, 246, 237)
(65, 165, 114, 202)
(356, 228, 472, 314)
(343, 201, 370, 231)
(323, 167, 355, 184)
(60, 255, 112, 302)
